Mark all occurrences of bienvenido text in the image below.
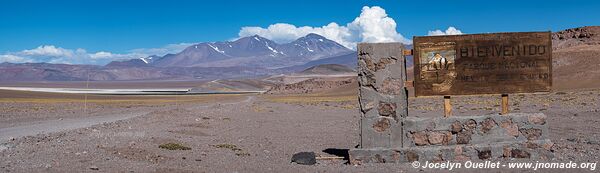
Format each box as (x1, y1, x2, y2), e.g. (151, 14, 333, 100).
(459, 44, 548, 58)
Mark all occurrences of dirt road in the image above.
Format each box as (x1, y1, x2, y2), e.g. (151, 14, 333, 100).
(0, 95, 255, 142)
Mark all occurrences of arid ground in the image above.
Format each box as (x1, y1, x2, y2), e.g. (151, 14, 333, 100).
(0, 81, 599, 172)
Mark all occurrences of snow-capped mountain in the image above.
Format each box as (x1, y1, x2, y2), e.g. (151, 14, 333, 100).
(149, 33, 353, 68)
(278, 33, 350, 59)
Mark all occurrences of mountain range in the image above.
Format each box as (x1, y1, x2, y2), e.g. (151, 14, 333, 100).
(150, 33, 353, 68)
(0, 33, 359, 81)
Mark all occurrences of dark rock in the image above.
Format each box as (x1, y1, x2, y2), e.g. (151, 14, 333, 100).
(511, 149, 531, 158)
(456, 131, 472, 144)
(520, 128, 543, 140)
(477, 150, 492, 160)
(450, 121, 462, 134)
(480, 118, 497, 133)
(406, 151, 419, 162)
(291, 152, 317, 165)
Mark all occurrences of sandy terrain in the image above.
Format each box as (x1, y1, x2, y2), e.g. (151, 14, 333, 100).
(0, 84, 599, 172)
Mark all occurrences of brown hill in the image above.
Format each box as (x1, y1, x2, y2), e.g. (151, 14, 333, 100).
(552, 26, 600, 90)
(297, 64, 355, 76)
(552, 26, 600, 50)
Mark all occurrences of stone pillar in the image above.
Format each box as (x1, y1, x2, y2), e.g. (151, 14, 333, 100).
(356, 43, 408, 148)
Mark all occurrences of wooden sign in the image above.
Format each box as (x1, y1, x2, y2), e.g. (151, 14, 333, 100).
(413, 32, 552, 96)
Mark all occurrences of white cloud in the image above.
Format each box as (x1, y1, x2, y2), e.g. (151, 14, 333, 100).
(90, 51, 115, 59)
(238, 6, 410, 49)
(21, 45, 74, 57)
(0, 45, 138, 65)
(0, 54, 32, 63)
(0, 43, 195, 65)
(428, 27, 464, 36)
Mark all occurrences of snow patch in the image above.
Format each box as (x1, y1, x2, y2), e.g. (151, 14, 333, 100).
(139, 58, 149, 64)
(208, 44, 225, 54)
(319, 39, 323, 42)
(265, 42, 278, 54)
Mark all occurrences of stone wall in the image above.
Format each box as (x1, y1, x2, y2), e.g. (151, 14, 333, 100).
(349, 113, 554, 164)
(349, 43, 554, 165)
(403, 113, 549, 147)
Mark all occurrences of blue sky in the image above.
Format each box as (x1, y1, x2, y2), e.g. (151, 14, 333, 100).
(0, 0, 598, 64)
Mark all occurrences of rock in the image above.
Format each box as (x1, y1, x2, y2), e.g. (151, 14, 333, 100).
(291, 152, 316, 165)
(363, 57, 376, 72)
(406, 151, 419, 162)
(520, 128, 543, 140)
(477, 149, 492, 160)
(428, 131, 452, 145)
(428, 132, 445, 145)
(454, 146, 463, 155)
(511, 149, 531, 158)
(412, 131, 429, 146)
(456, 131, 472, 144)
(380, 78, 403, 95)
(524, 141, 539, 149)
(455, 155, 470, 161)
(500, 119, 520, 137)
(454, 146, 470, 161)
(542, 141, 554, 150)
(450, 121, 462, 134)
(528, 114, 546, 125)
(372, 118, 391, 132)
(89, 166, 99, 170)
(586, 140, 599, 145)
(362, 101, 376, 113)
(480, 118, 497, 133)
(463, 119, 477, 131)
(503, 147, 511, 157)
(377, 102, 396, 117)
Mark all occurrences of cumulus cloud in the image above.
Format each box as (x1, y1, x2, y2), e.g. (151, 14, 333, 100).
(0, 43, 196, 65)
(238, 6, 410, 49)
(0, 45, 142, 65)
(428, 27, 464, 36)
(21, 45, 74, 57)
(0, 54, 32, 63)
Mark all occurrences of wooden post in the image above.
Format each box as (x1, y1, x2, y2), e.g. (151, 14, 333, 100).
(444, 96, 452, 117)
(501, 94, 509, 115)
